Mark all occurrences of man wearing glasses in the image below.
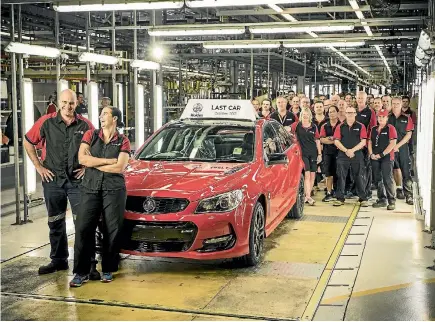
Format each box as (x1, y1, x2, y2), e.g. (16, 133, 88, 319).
(333, 106, 369, 207)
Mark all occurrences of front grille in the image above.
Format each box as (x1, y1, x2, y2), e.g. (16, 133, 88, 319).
(125, 196, 189, 214)
(121, 220, 197, 253)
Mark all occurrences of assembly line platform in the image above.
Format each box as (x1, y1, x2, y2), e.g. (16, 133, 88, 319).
(1, 188, 434, 321)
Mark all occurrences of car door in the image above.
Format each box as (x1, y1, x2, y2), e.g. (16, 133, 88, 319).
(270, 121, 296, 216)
(262, 122, 288, 224)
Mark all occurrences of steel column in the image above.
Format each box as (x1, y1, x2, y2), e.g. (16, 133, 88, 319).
(133, 10, 138, 145)
(10, 4, 21, 225)
(267, 49, 270, 96)
(55, 11, 61, 97)
(111, 12, 116, 101)
(282, 48, 285, 93)
(250, 51, 254, 99)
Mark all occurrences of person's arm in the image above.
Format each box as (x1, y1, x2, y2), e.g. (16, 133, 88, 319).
(96, 152, 130, 174)
(78, 130, 117, 167)
(368, 139, 373, 156)
(319, 124, 334, 145)
(382, 139, 397, 157)
(333, 124, 348, 153)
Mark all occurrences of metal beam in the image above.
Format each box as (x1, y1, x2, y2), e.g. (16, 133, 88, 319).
(216, 3, 428, 16)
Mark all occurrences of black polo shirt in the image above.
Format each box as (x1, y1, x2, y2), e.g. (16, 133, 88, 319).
(314, 115, 328, 131)
(75, 103, 88, 115)
(270, 111, 298, 127)
(333, 121, 367, 159)
(319, 120, 341, 155)
(291, 122, 320, 157)
(356, 106, 377, 133)
(81, 129, 131, 192)
(388, 113, 414, 142)
(25, 112, 94, 187)
(402, 108, 417, 125)
(370, 124, 397, 161)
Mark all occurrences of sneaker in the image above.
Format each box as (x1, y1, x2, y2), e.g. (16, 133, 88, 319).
(406, 196, 414, 205)
(38, 261, 69, 275)
(387, 204, 396, 210)
(372, 200, 387, 208)
(322, 193, 335, 202)
(101, 272, 113, 283)
(333, 200, 344, 207)
(397, 189, 405, 200)
(307, 198, 316, 206)
(89, 266, 101, 281)
(69, 274, 89, 287)
(360, 201, 369, 207)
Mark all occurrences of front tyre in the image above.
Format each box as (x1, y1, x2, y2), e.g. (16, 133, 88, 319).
(287, 173, 305, 219)
(234, 202, 265, 267)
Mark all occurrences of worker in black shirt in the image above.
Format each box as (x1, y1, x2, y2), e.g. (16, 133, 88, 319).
(261, 98, 272, 119)
(71, 107, 130, 287)
(320, 105, 340, 202)
(313, 101, 328, 192)
(388, 97, 414, 205)
(369, 109, 397, 210)
(76, 92, 88, 115)
(333, 105, 369, 207)
(402, 95, 416, 175)
(290, 96, 301, 118)
(270, 96, 298, 131)
(355, 91, 377, 199)
(291, 108, 322, 206)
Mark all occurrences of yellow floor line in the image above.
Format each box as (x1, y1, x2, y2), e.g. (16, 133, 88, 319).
(301, 203, 360, 321)
(322, 278, 435, 304)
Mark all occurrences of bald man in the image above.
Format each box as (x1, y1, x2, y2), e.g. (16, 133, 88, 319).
(331, 94, 340, 107)
(24, 89, 95, 275)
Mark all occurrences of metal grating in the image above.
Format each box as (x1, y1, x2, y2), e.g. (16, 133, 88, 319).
(298, 215, 349, 224)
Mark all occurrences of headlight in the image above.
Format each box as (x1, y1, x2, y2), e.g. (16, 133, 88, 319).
(195, 190, 243, 213)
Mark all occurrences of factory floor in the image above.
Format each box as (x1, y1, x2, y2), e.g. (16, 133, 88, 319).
(1, 184, 434, 321)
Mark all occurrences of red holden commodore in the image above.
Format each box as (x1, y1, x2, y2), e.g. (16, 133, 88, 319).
(121, 100, 304, 266)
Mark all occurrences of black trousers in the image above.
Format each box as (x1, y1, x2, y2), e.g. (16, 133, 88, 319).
(362, 149, 373, 198)
(394, 146, 413, 198)
(372, 158, 396, 204)
(336, 157, 367, 202)
(74, 189, 126, 275)
(42, 180, 80, 264)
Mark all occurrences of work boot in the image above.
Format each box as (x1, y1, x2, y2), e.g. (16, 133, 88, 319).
(396, 189, 405, 200)
(89, 263, 101, 281)
(372, 200, 387, 208)
(406, 196, 414, 205)
(387, 203, 396, 211)
(38, 261, 69, 275)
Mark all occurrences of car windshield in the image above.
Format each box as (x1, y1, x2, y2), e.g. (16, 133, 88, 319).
(137, 123, 255, 163)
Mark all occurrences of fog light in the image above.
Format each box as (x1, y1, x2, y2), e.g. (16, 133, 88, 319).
(204, 235, 233, 245)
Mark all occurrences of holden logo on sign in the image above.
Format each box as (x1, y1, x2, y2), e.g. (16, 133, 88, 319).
(143, 198, 156, 213)
(193, 103, 203, 113)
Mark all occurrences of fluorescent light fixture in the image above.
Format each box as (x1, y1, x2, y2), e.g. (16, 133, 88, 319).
(348, 0, 360, 10)
(135, 84, 145, 148)
(78, 52, 119, 65)
(0, 31, 32, 40)
(415, 46, 426, 60)
(54, 1, 184, 12)
(418, 30, 432, 51)
(374, 45, 391, 74)
(153, 85, 163, 130)
(88, 81, 99, 128)
(250, 24, 354, 34)
(268, 4, 284, 12)
(131, 60, 160, 70)
(5, 42, 60, 58)
(22, 78, 36, 194)
(203, 41, 280, 49)
(281, 13, 298, 22)
(283, 41, 364, 48)
(355, 10, 365, 19)
(363, 25, 373, 36)
(187, 0, 328, 7)
(148, 27, 245, 36)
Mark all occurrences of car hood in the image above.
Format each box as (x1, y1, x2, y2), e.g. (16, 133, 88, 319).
(124, 160, 252, 200)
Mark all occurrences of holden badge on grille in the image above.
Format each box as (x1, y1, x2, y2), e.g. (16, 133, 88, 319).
(143, 198, 156, 213)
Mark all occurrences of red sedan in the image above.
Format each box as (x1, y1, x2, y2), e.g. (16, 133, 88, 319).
(121, 101, 304, 266)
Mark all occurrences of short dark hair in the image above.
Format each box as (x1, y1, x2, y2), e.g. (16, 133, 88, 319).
(262, 98, 272, 105)
(402, 95, 410, 101)
(328, 105, 339, 113)
(76, 92, 83, 96)
(107, 106, 125, 128)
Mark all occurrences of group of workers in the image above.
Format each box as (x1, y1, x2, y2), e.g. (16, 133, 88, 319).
(23, 89, 130, 288)
(252, 91, 416, 210)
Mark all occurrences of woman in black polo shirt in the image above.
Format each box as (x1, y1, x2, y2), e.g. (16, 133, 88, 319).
(369, 109, 397, 210)
(291, 108, 322, 206)
(70, 107, 130, 287)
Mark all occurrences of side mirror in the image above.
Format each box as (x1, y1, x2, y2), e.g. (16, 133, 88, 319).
(268, 153, 288, 165)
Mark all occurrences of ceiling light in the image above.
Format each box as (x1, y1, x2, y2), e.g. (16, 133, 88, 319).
(354, 10, 365, 19)
(203, 41, 280, 49)
(363, 25, 373, 36)
(0, 31, 32, 40)
(151, 46, 165, 60)
(148, 27, 245, 37)
(283, 41, 365, 48)
(281, 13, 298, 22)
(187, 0, 328, 8)
(268, 4, 284, 12)
(78, 52, 119, 65)
(348, 0, 360, 10)
(54, 1, 184, 12)
(131, 60, 160, 70)
(250, 25, 354, 34)
(418, 30, 432, 51)
(5, 42, 61, 58)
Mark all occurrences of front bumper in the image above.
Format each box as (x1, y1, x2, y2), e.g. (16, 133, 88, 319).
(120, 202, 252, 260)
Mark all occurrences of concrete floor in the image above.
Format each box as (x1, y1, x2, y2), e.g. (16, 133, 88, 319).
(1, 183, 434, 321)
